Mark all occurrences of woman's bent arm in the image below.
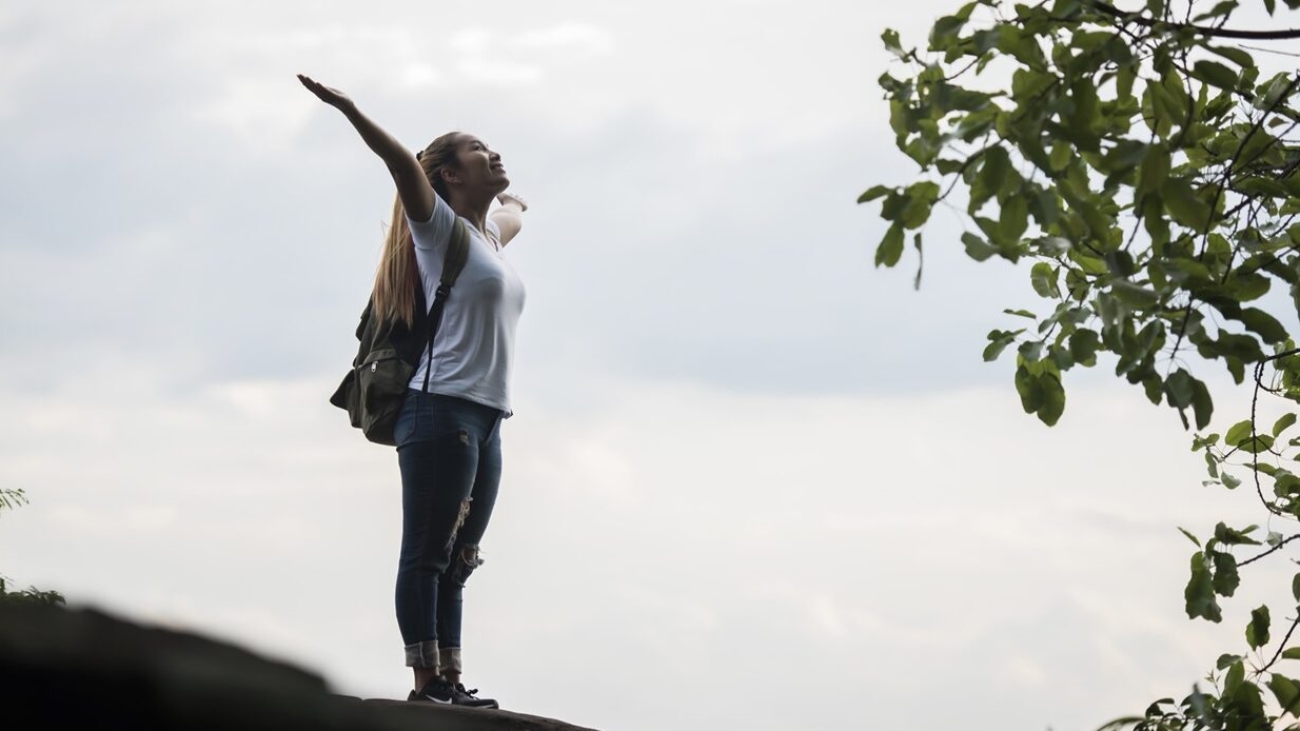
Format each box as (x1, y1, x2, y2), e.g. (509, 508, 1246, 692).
(489, 193, 527, 246)
(297, 74, 435, 222)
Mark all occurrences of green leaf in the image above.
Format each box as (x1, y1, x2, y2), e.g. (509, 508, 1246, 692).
(930, 14, 968, 45)
(1236, 176, 1293, 198)
(1293, 572, 1300, 602)
(1031, 262, 1059, 299)
(882, 28, 905, 58)
(1160, 68, 1190, 114)
(1275, 413, 1298, 438)
(1222, 472, 1242, 489)
(1186, 552, 1222, 622)
(876, 223, 906, 268)
(1037, 369, 1066, 426)
(1049, 142, 1071, 172)
(1192, 378, 1214, 429)
(974, 147, 1010, 213)
(1218, 653, 1244, 670)
(1206, 44, 1256, 69)
(1166, 368, 1195, 408)
(1236, 433, 1276, 455)
(1247, 605, 1271, 649)
(999, 195, 1029, 243)
(1226, 419, 1255, 446)
(962, 232, 999, 262)
(997, 24, 1046, 70)
(1136, 144, 1170, 198)
(1162, 178, 1212, 231)
(1239, 308, 1289, 344)
(1111, 280, 1160, 309)
(1277, 472, 1300, 498)
(1213, 551, 1240, 596)
(1215, 522, 1262, 545)
(1179, 527, 1202, 547)
(1192, 0, 1239, 22)
(984, 329, 1021, 362)
(1069, 329, 1101, 367)
(1270, 675, 1300, 716)
(1282, 648, 1300, 660)
(1191, 60, 1239, 91)
(1225, 271, 1271, 302)
(1015, 363, 1042, 415)
(858, 185, 893, 204)
(1213, 333, 1267, 365)
(900, 181, 941, 230)
(1066, 79, 1101, 152)
(1225, 658, 1245, 696)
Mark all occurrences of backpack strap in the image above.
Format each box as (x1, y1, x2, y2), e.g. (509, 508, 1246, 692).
(421, 219, 472, 392)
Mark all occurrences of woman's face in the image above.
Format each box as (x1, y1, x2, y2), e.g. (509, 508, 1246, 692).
(452, 134, 509, 193)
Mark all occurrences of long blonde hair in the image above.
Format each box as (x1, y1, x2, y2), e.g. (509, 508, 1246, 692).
(371, 131, 462, 327)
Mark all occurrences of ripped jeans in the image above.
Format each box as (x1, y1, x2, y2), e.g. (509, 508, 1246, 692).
(393, 390, 504, 673)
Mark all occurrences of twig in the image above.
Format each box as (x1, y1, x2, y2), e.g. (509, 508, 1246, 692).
(1239, 535, 1300, 567)
(1252, 360, 1285, 517)
(1261, 614, 1300, 676)
(1085, 0, 1300, 40)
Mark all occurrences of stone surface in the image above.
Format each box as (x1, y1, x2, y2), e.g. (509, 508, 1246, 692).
(0, 604, 598, 731)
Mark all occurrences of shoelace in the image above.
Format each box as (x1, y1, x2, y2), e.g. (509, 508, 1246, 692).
(456, 684, 481, 697)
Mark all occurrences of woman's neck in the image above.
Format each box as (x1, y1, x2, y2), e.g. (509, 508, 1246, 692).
(448, 193, 493, 234)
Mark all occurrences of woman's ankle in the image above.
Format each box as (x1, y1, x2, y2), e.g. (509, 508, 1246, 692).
(414, 667, 441, 690)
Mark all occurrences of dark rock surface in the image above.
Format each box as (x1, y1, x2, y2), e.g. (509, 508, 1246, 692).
(0, 604, 598, 730)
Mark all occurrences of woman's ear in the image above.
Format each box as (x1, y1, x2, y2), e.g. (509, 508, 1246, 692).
(441, 167, 461, 186)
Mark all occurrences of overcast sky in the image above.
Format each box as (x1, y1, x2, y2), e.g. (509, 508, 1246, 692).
(4, 2, 1298, 730)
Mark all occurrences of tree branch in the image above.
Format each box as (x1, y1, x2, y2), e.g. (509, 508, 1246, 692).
(1261, 613, 1300, 676)
(1252, 360, 1286, 517)
(1085, 0, 1300, 40)
(1239, 535, 1300, 567)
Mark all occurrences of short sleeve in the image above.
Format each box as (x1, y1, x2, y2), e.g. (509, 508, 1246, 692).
(406, 194, 456, 252)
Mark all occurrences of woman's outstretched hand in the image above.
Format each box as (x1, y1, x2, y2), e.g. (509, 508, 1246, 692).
(297, 74, 355, 113)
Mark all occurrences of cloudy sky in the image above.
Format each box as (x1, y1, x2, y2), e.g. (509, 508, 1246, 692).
(4, 1, 1299, 729)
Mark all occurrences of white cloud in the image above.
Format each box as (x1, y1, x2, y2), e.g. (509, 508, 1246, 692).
(453, 58, 544, 86)
(513, 23, 614, 55)
(449, 28, 493, 54)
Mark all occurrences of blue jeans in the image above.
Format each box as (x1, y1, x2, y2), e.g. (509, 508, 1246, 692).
(393, 390, 504, 671)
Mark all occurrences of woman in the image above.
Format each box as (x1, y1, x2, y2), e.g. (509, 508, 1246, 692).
(299, 74, 528, 709)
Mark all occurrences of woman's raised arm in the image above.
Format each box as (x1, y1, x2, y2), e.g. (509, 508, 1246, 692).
(297, 74, 435, 222)
(489, 193, 527, 247)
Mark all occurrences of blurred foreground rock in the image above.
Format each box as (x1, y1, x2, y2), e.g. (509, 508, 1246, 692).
(0, 604, 598, 731)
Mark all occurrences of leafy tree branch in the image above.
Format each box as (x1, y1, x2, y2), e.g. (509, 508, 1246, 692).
(865, 0, 1300, 727)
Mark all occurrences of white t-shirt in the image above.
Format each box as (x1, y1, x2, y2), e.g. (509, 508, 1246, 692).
(406, 195, 526, 414)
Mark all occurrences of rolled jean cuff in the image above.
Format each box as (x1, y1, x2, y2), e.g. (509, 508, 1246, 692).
(440, 647, 462, 674)
(405, 641, 439, 669)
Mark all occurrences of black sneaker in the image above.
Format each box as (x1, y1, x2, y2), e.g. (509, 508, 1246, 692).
(408, 678, 455, 705)
(407, 678, 498, 709)
(451, 683, 499, 709)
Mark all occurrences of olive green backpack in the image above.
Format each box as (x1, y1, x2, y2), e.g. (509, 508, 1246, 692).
(329, 221, 471, 446)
